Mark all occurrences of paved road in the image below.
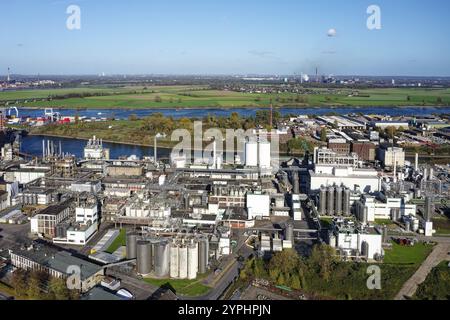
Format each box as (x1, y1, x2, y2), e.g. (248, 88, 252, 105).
(106, 268, 159, 300)
(395, 243, 450, 300)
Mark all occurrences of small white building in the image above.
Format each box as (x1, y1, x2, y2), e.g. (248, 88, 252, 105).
(246, 192, 270, 220)
(377, 147, 405, 168)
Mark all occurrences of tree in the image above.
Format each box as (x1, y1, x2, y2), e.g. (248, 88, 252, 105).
(290, 275, 301, 290)
(48, 277, 70, 300)
(154, 95, 162, 103)
(269, 249, 300, 276)
(308, 244, 337, 282)
(11, 269, 28, 297)
(437, 97, 443, 104)
(128, 114, 138, 121)
(320, 127, 327, 142)
(229, 112, 241, 130)
(27, 270, 46, 300)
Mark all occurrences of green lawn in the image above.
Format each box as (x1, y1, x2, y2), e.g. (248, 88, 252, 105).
(414, 261, 450, 300)
(144, 277, 211, 297)
(432, 216, 450, 235)
(2, 86, 450, 109)
(384, 242, 434, 265)
(105, 229, 127, 254)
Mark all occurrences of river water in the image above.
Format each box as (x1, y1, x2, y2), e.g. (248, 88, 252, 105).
(19, 106, 450, 160)
(17, 106, 450, 120)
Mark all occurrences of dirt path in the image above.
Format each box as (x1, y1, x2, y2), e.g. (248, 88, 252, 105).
(395, 243, 450, 300)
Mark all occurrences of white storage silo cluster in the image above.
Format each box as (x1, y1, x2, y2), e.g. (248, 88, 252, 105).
(245, 139, 272, 169)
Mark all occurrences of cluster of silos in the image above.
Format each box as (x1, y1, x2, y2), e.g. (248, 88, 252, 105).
(245, 140, 271, 169)
(170, 240, 205, 280)
(319, 185, 351, 216)
(355, 201, 369, 224)
(127, 232, 171, 277)
(127, 232, 210, 280)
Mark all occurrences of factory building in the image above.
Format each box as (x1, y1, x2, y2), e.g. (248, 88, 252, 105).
(244, 139, 272, 170)
(353, 194, 417, 222)
(84, 136, 110, 160)
(327, 138, 351, 155)
(351, 142, 376, 161)
(10, 243, 104, 293)
(246, 192, 270, 220)
(30, 199, 72, 238)
(328, 219, 383, 261)
(377, 147, 405, 168)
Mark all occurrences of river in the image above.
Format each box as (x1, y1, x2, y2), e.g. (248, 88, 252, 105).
(21, 135, 171, 160)
(18, 105, 450, 160)
(17, 106, 450, 120)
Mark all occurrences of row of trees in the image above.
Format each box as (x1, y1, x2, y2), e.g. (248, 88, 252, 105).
(240, 244, 338, 291)
(11, 269, 78, 300)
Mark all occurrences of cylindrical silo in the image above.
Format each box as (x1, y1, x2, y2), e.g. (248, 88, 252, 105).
(187, 242, 199, 280)
(285, 221, 294, 242)
(343, 188, 351, 216)
(170, 242, 179, 279)
(258, 141, 271, 168)
(327, 187, 335, 216)
(154, 241, 170, 278)
(136, 240, 152, 275)
(292, 171, 300, 194)
(178, 246, 188, 279)
(319, 186, 327, 216)
(126, 233, 138, 260)
(245, 141, 258, 167)
(198, 239, 208, 274)
(335, 186, 343, 216)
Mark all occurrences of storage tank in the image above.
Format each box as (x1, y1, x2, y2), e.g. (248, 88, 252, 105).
(327, 187, 335, 215)
(319, 186, 327, 215)
(178, 246, 188, 279)
(405, 219, 411, 232)
(292, 171, 300, 194)
(425, 196, 434, 222)
(198, 238, 209, 274)
(169, 243, 179, 279)
(126, 233, 138, 260)
(335, 187, 343, 216)
(245, 141, 258, 167)
(187, 242, 199, 280)
(136, 240, 152, 275)
(343, 188, 351, 216)
(258, 141, 271, 168)
(154, 241, 170, 278)
(361, 241, 369, 258)
(285, 221, 294, 242)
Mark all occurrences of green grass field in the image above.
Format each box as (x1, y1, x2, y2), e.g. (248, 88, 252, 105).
(384, 242, 434, 265)
(2, 86, 450, 109)
(414, 261, 450, 300)
(105, 229, 127, 254)
(144, 277, 210, 297)
(432, 216, 450, 235)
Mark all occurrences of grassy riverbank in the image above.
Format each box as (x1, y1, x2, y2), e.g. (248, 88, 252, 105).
(2, 86, 450, 109)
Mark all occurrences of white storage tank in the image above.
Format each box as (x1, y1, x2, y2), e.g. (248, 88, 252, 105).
(245, 141, 258, 167)
(187, 242, 199, 280)
(258, 141, 271, 168)
(170, 242, 179, 279)
(178, 246, 188, 279)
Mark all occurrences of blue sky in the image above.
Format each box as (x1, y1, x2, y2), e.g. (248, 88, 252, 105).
(1, 0, 449, 76)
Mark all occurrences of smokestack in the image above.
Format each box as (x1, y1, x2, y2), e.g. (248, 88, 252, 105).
(154, 135, 158, 163)
(213, 138, 217, 169)
(7, 67, 10, 82)
(393, 152, 397, 183)
(269, 100, 273, 128)
(415, 153, 419, 171)
(42, 140, 45, 159)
